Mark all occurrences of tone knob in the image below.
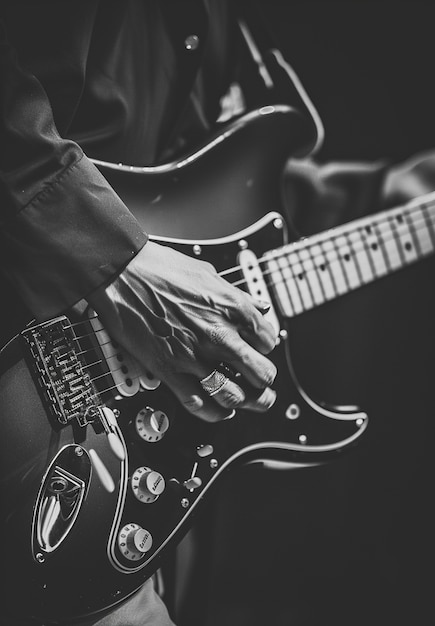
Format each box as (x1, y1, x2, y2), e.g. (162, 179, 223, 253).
(135, 408, 169, 442)
(118, 523, 153, 560)
(131, 466, 165, 503)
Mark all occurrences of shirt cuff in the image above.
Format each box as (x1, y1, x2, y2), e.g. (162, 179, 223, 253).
(1, 153, 148, 320)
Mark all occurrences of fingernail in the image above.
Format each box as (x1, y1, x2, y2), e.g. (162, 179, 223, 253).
(262, 388, 277, 409)
(223, 410, 236, 420)
(257, 300, 271, 315)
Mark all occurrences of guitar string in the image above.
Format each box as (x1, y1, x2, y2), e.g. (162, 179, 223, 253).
(66, 207, 435, 346)
(65, 206, 435, 341)
(232, 209, 435, 292)
(61, 207, 435, 399)
(222, 202, 435, 281)
(67, 204, 435, 338)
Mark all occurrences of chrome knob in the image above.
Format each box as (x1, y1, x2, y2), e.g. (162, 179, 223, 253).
(135, 408, 169, 442)
(131, 466, 165, 503)
(118, 523, 153, 561)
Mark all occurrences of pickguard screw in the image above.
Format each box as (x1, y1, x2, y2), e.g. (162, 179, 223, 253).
(36, 553, 45, 563)
(181, 498, 190, 508)
(286, 404, 300, 420)
(238, 239, 248, 250)
(273, 218, 283, 229)
(74, 446, 84, 457)
(193, 245, 202, 256)
(210, 459, 218, 469)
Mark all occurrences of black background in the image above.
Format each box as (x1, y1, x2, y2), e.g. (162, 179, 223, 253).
(263, 0, 435, 163)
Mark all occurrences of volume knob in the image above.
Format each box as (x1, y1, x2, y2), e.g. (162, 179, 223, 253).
(118, 523, 153, 561)
(131, 466, 165, 503)
(135, 408, 169, 442)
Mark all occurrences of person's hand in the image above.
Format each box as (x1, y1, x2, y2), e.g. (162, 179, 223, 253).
(87, 241, 278, 422)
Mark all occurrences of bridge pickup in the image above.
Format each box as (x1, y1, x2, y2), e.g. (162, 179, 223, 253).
(88, 311, 160, 397)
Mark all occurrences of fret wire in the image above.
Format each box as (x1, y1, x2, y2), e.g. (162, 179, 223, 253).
(305, 243, 327, 304)
(421, 202, 435, 247)
(267, 253, 294, 316)
(403, 207, 422, 257)
(405, 204, 434, 255)
(350, 229, 375, 282)
(393, 209, 419, 263)
(385, 214, 405, 269)
(332, 235, 352, 291)
(389, 212, 407, 266)
(316, 242, 337, 300)
(319, 238, 341, 296)
(336, 233, 361, 289)
(281, 252, 306, 313)
(326, 239, 348, 294)
(285, 252, 307, 314)
(318, 245, 337, 300)
(284, 251, 307, 314)
(291, 249, 315, 309)
(274, 253, 294, 314)
(372, 220, 392, 272)
(361, 222, 383, 278)
(344, 230, 365, 285)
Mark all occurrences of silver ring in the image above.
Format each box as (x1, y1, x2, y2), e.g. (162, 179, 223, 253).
(199, 369, 229, 396)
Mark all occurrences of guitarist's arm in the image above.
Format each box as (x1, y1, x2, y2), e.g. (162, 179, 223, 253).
(0, 19, 277, 424)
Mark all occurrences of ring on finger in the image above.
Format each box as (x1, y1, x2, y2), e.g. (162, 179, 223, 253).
(199, 369, 230, 396)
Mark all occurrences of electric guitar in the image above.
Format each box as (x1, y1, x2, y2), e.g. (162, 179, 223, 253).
(1, 105, 434, 623)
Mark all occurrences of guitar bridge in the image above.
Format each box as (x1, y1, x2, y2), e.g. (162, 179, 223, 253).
(22, 316, 102, 429)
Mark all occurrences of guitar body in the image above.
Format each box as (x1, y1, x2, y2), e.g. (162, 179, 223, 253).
(0, 106, 371, 622)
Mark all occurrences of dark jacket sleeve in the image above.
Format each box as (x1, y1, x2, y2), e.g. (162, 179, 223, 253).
(0, 22, 148, 321)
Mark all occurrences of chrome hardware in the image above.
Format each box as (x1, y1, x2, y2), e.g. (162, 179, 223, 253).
(33, 446, 91, 559)
(135, 408, 169, 442)
(183, 477, 202, 491)
(286, 404, 300, 420)
(118, 523, 153, 561)
(22, 317, 100, 428)
(197, 444, 214, 458)
(131, 467, 165, 503)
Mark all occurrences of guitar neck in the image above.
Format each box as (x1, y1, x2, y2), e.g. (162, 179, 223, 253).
(265, 191, 435, 318)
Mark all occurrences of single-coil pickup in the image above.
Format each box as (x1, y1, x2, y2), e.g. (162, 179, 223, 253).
(238, 248, 280, 338)
(88, 313, 160, 397)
